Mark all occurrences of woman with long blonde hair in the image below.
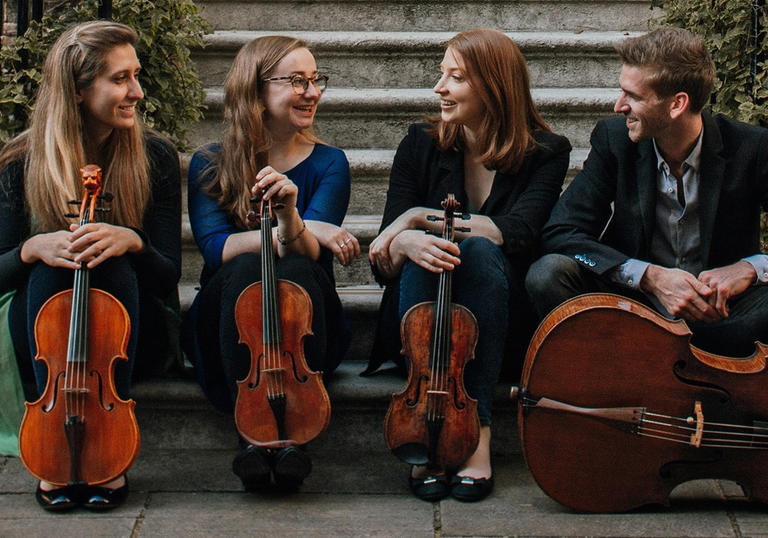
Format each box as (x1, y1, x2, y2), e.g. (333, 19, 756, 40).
(185, 35, 357, 492)
(0, 20, 181, 510)
(369, 28, 571, 502)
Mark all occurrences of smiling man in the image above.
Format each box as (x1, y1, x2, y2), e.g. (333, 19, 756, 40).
(525, 27, 768, 356)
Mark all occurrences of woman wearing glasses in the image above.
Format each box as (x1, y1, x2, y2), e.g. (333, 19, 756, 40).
(368, 29, 571, 502)
(185, 36, 357, 491)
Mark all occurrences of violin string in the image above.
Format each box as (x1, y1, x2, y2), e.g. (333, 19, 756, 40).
(263, 210, 277, 400)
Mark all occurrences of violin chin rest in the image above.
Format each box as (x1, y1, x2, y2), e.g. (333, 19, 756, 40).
(392, 443, 430, 465)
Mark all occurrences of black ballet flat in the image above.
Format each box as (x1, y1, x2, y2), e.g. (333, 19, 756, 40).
(450, 475, 494, 502)
(232, 445, 271, 491)
(272, 446, 312, 490)
(82, 476, 129, 511)
(35, 483, 79, 512)
(408, 473, 450, 502)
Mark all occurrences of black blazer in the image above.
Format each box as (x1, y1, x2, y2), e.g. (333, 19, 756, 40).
(542, 113, 768, 275)
(366, 123, 571, 374)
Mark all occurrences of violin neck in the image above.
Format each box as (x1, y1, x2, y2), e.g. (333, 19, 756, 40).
(260, 212, 282, 345)
(67, 215, 90, 364)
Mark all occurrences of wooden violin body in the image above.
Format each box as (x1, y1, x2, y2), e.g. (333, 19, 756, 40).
(19, 289, 137, 485)
(518, 293, 768, 512)
(233, 197, 330, 448)
(18, 164, 139, 487)
(383, 194, 480, 469)
(234, 279, 330, 447)
(384, 300, 479, 468)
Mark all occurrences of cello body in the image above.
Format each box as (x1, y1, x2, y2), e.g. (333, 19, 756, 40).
(518, 293, 768, 512)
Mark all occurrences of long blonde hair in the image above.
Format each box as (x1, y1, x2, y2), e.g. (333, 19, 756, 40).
(430, 29, 550, 173)
(0, 21, 150, 232)
(204, 35, 320, 229)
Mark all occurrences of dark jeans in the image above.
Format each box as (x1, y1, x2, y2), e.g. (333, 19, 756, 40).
(526, 253, 768, 357)
(8, 257, 140, 400)
(398, 236, 525, 426)
(194, 252, 340, 412)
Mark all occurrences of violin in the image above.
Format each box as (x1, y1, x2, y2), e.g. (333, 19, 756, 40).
(383, 194, 480, 469)
(517, 293, 768, 512)
(233, 196, 331, 448)
(19, 164, 139, 487)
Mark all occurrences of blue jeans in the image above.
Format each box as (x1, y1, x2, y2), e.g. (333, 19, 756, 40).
(399, 236, 522, 425)
(526, 253, 768, 357)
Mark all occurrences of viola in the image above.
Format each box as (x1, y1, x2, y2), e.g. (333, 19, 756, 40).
(19, 164, 139, 486)
(233, 196, 331, 448)
(383, 194, 480, 469)
(517, 292, 768, 512)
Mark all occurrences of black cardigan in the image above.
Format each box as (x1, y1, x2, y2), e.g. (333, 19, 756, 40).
(366, 123, 571, 374)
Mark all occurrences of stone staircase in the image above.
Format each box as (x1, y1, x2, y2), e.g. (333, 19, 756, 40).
(139, 0, 658, 451)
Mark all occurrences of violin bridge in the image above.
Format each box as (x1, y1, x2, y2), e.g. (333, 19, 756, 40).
(61, 387, 90, 394)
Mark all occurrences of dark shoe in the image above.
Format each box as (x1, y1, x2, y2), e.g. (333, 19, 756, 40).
(450, 475, 494, 502)
(272, 446, 312, 490)
(232, 445, 271, 492)
(408, 473, 450, 502)
(35, 483, 79, 512)
(82, 476, 129, 511)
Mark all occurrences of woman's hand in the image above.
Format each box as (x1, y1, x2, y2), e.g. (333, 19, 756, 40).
(305, 220, 360, 266)
(253, 166, 298, 220)
(20, 230, 81, 270)
(392, 229, 460, 274)
(68, 222, 144, 269)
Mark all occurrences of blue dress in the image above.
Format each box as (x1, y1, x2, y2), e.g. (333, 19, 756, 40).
(185, 143, 351, 412)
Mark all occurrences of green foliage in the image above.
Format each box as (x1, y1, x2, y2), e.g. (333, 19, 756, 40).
(0, 0, 210, 149)
(650, 0, 768, 127)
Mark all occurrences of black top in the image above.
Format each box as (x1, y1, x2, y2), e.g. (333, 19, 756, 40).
(0, 131, 181, 298)
(367, 123, 571, 373)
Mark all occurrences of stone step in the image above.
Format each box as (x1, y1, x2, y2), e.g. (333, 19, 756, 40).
(190, 87, 617, 149)
(180, 147, 588, 215)
(196, 30, 638, 89)
(196, 0, 655, 32)
(132, 360, 518, 452)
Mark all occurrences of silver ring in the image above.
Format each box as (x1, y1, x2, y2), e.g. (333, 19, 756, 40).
(338, 242, 345, 249)
(343, 237, 351, 245)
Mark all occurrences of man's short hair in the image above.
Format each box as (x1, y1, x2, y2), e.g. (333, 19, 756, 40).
(615, 27, 716, 113)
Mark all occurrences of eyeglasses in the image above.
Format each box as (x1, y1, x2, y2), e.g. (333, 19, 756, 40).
(263, 74, 328, 94)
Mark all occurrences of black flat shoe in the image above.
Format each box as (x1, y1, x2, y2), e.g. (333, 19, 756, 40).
(450, 475, 494, 502)
(82, 477, 129, 511)
(408, 473, 450, 502)
(35, 483, 79, 512)
(233, 445, 272, 492)
(272, 446, 312, 490)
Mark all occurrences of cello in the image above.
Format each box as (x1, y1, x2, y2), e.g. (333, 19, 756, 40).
(517, 292, 768, 512)
(383, 194, 480, 469)
(233, 195, 331, 448)
(19, 164, 139, 487)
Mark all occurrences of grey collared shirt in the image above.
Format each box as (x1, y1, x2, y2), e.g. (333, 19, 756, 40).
(611, 130, 768, 290)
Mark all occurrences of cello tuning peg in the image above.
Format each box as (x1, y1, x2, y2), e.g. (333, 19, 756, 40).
(426, 215, 443, 222)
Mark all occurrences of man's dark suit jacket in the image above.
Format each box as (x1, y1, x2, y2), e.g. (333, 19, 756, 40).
(542, 112, 768, 276)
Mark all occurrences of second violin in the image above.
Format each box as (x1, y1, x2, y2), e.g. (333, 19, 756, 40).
(234, 197, 331, 449)
(383, 194, 480, 469)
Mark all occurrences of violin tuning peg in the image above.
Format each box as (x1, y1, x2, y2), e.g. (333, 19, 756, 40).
(461, 214, 471, 220)
(64, 213, 79, 218)
(67, 200, 80, 206)
(426, 215, 444, 222)
(99, 192, 114, 203)
(455, 227, 471, 233)
(95, 207, 112, 213)
(246, 210, 258, 223)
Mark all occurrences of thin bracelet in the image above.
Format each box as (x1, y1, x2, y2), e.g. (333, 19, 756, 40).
(277, 219, 306, 245)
